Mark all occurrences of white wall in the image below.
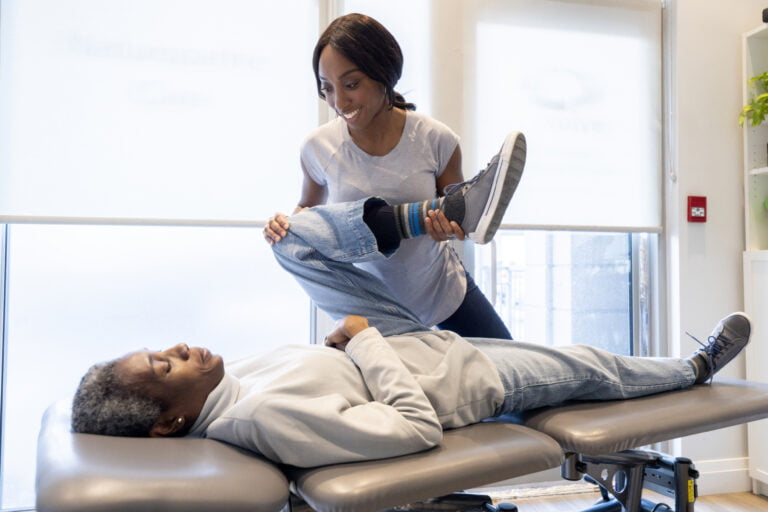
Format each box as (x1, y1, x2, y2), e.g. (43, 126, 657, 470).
(667, 0, 765, 494)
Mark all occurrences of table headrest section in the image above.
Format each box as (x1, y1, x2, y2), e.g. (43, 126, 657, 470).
(288, 421, 563, 512)
(36, 400, 290, 512)
(521, 378, 768, 455)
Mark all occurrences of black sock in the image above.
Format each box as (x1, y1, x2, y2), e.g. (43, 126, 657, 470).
(367, 195, 464, 247)
(391, 198, 450, 239)
(363, 198, 401, 253)
(687, 353, 710, 384)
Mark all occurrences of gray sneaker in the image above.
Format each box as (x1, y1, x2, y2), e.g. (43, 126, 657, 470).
(687, 312, 752, 385)
(442, 132, 526, 244)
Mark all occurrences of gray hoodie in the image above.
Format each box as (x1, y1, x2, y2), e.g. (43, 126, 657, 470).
(188, 327, 504, 467)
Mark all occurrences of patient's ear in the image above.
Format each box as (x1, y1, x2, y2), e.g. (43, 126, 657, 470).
(149, 415, 185, 438)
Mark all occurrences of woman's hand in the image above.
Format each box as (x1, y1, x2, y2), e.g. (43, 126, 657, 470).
(429, 145, 465, 243)
(263, 213, 290, 245)
(263, 206, 309, 245)
(425, 209, 466, 242)
(324, 315, 370, 351)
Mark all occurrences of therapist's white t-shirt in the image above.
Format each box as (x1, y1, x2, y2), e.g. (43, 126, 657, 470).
(300, 110, 466, 326)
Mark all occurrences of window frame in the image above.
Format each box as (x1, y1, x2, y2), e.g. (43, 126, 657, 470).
(0, 1, 666, 508)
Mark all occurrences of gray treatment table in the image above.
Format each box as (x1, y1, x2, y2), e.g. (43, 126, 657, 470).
(36, 379, 768, 512)
(35, 401, 290, 512)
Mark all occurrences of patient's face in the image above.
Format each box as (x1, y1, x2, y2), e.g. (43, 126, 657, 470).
(115, 343, 225, 417)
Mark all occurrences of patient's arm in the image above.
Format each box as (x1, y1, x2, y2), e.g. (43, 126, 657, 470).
(208, 327, 444, 467)
(325, 315, 370, 351)
(342, 326, 444, 445)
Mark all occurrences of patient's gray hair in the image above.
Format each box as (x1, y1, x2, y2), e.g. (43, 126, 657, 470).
(71, 360, 163, 437)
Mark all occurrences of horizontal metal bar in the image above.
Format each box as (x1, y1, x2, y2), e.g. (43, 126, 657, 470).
(0, 216, 266, 228)
(497, 223, 663, 234)
(0, 216, 663, 234)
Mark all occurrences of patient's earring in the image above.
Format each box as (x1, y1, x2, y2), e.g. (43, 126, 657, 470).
(176, 418, 184, 425)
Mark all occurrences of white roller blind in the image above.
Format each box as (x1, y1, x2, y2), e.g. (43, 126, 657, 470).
(341, 0, 432, 114)
(0, 0, 319, 220)
(1, 0, 662, 228)
(462, 0, 662, 229)
(332, 0, 663, 230)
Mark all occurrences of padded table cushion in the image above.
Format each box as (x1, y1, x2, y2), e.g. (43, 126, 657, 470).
(36, 401, 290, 512)
(520, 378, 768, 455)
(288, 421, 562, 512)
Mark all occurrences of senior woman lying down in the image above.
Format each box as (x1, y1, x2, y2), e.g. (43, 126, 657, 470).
(71, 145, 751, 467)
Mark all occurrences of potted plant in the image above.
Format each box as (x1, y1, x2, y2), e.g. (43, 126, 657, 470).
(740, 71, 768, 126)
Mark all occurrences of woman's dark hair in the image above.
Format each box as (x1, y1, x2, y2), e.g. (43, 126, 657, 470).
(312, 13, 416, 111)
(71, 360, 163, 437)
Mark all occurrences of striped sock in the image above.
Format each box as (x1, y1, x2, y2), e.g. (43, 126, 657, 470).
(393, 198, 445, 239)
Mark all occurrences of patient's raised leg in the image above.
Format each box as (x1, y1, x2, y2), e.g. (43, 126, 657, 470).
(270, 198, 429, 337)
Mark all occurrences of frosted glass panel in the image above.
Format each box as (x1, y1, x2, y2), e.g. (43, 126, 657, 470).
(470, 1, 662, 228)
(0, 0, 318, 219)
(1, 224, 310, 509)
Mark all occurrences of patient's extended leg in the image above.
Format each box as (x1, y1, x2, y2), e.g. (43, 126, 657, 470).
(470, 312, 752, 413)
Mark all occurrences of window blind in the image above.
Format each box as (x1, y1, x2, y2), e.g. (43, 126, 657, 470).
(0, 0, 319, 221)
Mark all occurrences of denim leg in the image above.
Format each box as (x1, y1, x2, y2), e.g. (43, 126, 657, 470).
(270, 198, 429, 337)
(465, 338, 697, 414)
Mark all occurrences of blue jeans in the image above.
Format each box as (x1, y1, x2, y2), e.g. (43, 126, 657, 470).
(272, 198, 427, 337)
(466, 338, 695, 414)
(271, 198, 696, 411)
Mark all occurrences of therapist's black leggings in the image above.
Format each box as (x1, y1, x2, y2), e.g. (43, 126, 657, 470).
(437, 272, 513, 340)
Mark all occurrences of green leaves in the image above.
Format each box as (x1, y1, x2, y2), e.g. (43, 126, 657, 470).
(740, 72, 768, 127)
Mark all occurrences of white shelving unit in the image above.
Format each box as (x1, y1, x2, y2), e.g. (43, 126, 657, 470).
(742, 23, 768, 493)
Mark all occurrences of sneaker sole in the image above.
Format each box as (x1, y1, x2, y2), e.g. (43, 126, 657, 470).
(469, 132, 527, 244)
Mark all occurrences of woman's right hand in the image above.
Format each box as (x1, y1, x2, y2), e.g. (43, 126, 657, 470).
(267, 169, 327, 245)
(264, 206, 310, 245)
(263, 213, 291, 245)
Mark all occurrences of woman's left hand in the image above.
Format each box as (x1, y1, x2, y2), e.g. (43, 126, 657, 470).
(425, 209, 466, 242)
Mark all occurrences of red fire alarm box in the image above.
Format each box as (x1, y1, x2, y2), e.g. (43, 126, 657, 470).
(687, 196, 707, 222)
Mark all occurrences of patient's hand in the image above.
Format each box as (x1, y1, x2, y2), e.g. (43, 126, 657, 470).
(324, 315, 370, 351)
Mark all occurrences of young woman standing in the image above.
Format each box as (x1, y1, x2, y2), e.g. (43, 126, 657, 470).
(264, 13, 515, 339)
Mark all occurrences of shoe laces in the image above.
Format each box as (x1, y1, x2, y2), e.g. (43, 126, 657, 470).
(685, 331, 720, 383)
(443, 172, 482, 196)
(443, 156, 499, 196)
